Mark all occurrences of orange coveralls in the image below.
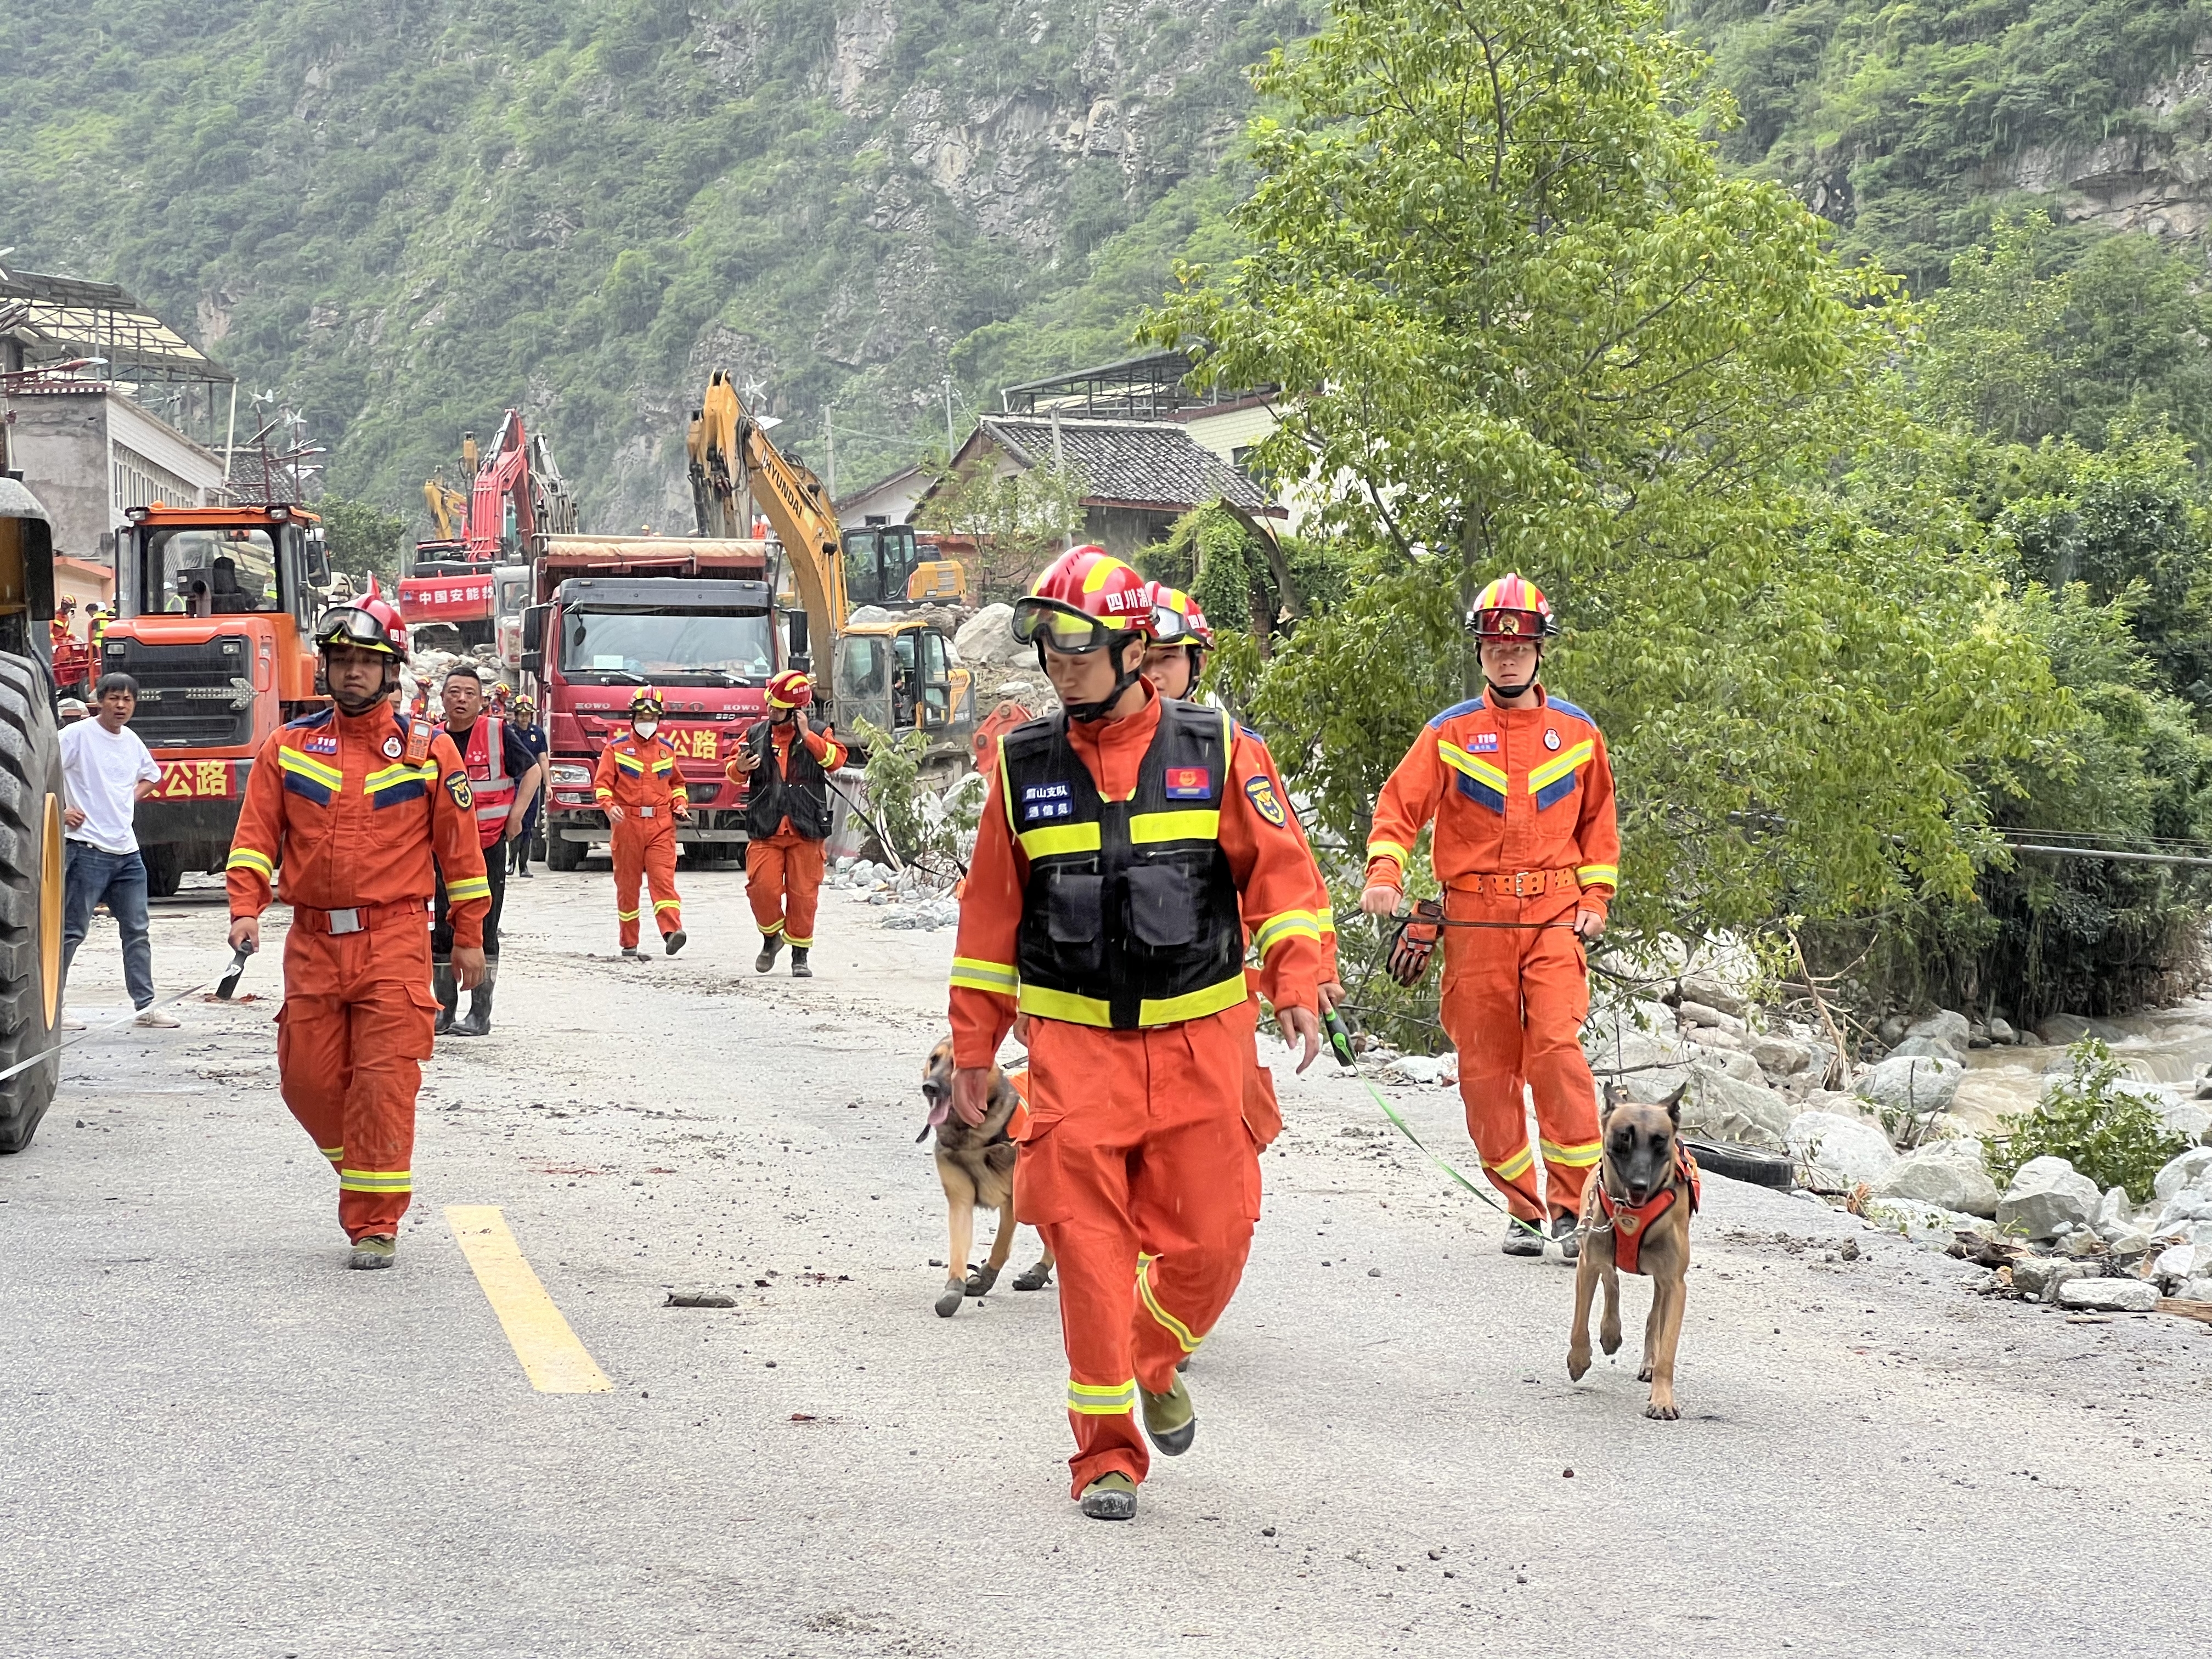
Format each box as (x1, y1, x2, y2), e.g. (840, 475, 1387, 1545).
(1365, 687, 1620, 1222)
(594, 734, 687, 950)
(227, 705, 489, 1241)
(727, 720, 847, 950)
(951, 687, 1328, 1497)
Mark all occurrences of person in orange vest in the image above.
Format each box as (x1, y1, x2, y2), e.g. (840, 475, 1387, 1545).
(594, 686, 689, 957)
(224, 594, 491, 1269)
(1359, 573, 1619, 1259)
(726, 668, 847, 978)
(949, 549, 1326, 1521)
(1142, 585, 1341, 1149)
(50, 597, 76, 652)
(431, 664, 542, 1035)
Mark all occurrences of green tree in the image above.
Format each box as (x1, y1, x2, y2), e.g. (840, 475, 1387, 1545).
(315, 494, 408, 586)
(914, 461, 1087, 602)
(1151, 0, 2053, 933)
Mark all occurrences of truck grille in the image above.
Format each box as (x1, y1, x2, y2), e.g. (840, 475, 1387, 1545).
(104, 634, 257, 749)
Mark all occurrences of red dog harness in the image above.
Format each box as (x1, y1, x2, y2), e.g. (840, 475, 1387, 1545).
(1593, 1147, 1701, 1275)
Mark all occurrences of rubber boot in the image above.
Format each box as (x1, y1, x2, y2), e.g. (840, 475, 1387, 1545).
(451, 960, 496, 1037)
(348, 1235, 397, 1270)
(432, 961, 458, 1035)
(790, 947, 812, 979)
(1141, 1373, 1196, 1457)
(755, 933, 784, 973)
(1079, 1472, 1137, 1521)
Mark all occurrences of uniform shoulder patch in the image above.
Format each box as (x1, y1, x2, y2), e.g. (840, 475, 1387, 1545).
(1244, 772, 1288, 828)
(285, 707, 335, 731)
(1544, 695, 1593, 724)
(445, 772, 475, 810)
(1427, 695, 1488, 729)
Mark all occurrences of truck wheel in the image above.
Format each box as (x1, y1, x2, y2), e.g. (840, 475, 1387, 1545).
(142, 844, 184, 899)
(546, 832, 584, 872)
(0, 654, 67, 1154)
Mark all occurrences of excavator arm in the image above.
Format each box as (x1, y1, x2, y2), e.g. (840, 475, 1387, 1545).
(687, 369, 847, 669)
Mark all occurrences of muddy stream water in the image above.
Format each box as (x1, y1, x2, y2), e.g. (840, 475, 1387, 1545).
(1948, 996, 2212, 1133)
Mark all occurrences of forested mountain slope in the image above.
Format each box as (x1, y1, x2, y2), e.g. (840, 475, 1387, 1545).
(0, 0, 1307, 528)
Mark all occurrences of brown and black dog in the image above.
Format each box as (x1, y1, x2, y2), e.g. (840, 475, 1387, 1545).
(920, 1037, 1054, 1319)
(1567, 1080, 1699, 1419)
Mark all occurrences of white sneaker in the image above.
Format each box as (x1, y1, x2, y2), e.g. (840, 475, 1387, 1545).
(60, 1014, 86, 1031)
(134, 1008, 180, 1029)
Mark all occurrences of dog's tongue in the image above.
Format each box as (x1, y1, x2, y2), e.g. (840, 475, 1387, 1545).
(926, 1097, 952, 1128)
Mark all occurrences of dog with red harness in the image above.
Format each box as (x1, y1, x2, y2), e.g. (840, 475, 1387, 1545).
(1567, 1080, 1700, 1419)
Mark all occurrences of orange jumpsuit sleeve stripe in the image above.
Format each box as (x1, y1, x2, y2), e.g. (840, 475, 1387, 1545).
(225, 727, 291, 917)
(1223, 727, 1325, 1015)
(1364, 725, 1445, 886)
(1573, 727, 1621, 913)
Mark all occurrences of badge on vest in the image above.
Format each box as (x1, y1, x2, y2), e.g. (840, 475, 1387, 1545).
(445, 773, 474, 810)
(1164, 766, 1212, 800)
(1020, 782, 1073, 824)
(1244, 774, 1288, 827)
(304, 733, 338, 756)
(1472, 733, 1498, 753)
(1544, 729, 1561, 751)
(381, 736, 404, 760)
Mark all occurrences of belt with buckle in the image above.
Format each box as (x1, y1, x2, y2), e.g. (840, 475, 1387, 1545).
(1465, 868, 1579, 899)
(295, 899, 430, 936)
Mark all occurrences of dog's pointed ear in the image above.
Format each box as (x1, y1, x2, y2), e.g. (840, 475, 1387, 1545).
(1601, 1080, 1623, 1117)
(1662, 1079, 1688, 1125)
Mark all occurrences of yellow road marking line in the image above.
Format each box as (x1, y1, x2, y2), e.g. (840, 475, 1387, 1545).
(445, 1205, 613, 1394)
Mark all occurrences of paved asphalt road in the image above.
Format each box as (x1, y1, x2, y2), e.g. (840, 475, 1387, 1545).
(6, 866, 2208, 1658)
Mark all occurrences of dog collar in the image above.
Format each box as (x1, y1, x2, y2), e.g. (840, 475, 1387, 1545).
(1593, 1148, 1701, 1276)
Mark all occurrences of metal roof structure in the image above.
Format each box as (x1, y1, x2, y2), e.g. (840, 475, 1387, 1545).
(999, 349, 1274, 420)
(0, 267, 233, 386)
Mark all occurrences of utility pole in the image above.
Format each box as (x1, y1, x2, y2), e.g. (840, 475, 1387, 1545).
(942, 374, 957, 459)
(825, 406, 837, 500)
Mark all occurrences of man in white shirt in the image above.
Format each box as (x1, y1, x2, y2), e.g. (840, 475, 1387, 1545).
(60, 673, 174, 1028)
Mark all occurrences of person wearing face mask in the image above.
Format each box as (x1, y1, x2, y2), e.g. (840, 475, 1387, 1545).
(223, 594, 491, 1269)
(727, 668, 845, 978)
(592, 687, 690, 957)
(1358, 573, 1619, 1260)
(946, 548, 1327, 1522)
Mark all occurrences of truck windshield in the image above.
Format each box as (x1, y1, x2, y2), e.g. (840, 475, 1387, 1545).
(559, 608, 775, 685)
(143, 528, 279, 615)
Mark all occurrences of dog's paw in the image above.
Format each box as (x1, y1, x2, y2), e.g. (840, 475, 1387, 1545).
(1636, 1363, 1653, 1383)
(1644, 1398, 1680, 1421)
(964, 1265, 1001, 1297)
(1566, 1348, 1592, 1382)
(1013, 1265, 1053, 1291)
(933, 1279, 965, 1318)
(1599, 1328, 1622, 1356)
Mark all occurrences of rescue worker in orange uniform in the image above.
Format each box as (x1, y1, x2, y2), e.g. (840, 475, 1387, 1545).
(1360, 573, 1619, 1257)
(949, 549, 1327, 1522)
(594, 686, 689, 957)
(1142, 586, 1342, 1149)
(225, 594, 490, 1269)
(727, 667, 846, 979)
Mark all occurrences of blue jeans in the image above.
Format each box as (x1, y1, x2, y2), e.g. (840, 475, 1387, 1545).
(62, 842, 155, 1010)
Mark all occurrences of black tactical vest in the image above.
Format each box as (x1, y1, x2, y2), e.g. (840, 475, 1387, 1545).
(1000, 699, 1246, 1030)
(742, 716, 833, 841)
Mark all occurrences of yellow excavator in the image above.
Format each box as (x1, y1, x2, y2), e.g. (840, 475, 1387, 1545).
(687, 370, 972, 761)
(421, 474, 467, 543)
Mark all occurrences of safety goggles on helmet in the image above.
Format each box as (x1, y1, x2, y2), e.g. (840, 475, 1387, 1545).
(630, 689, 664, 716)
(314, 601, 406, 657)
(1467, 572, 1559, 640)
(1011, 596, 1136, 654)
(1149, 588, 1215, 652)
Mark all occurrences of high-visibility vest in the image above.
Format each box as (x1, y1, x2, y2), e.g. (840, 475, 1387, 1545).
(449, 714, 515, 850)
(999, 701, 1246, 1030)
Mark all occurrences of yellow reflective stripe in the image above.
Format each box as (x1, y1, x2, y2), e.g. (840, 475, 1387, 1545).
(617, 909, 641, 921)
(1017, 821, 1103, 859)
(1137, 974, 1252, 1026)
(1542, 1138, 1602, 1169)
(226, 847, 275, 876)
(1577, 863, 1618, 887)
(759, 920, 786, 938)
(365, 760, 438, 792)
(653, 899, 681, 913)
(1436, 742, 1509, 794)
(446, 876, 492, 902)
(950, 956, 1018, 994)
(784, 934, 814, 947)
(1253, 909, 1325, 958)
(338, 1169, 413, 1192)
(318, 1145, 344, 1164)
(1486, 1145, 1535, 1181)
(1019, 984, 1115, 1026)
(1067, 1378, 1138, 1415)
(1365, 837, 1409, 866)
(1527, 740, 1595, 794)
(1138, 1260, 1204, 1354)
(1128, 809, 1219, 844)
(278, 748, 344, 789)
(615, 753, 644, 773)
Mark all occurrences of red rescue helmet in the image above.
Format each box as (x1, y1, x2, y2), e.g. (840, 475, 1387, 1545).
(313, 594, 409, 658)
(766, 669, 815, 710)
(1011, 546, 1156, 653)
(1468, 572, 1558, 640)
(630, 686, 665, 718)
(1149, 586, 1215, 653)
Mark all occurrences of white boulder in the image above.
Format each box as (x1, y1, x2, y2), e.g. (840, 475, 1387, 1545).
(1855, 1055, 1963, 1118)
(1678, 974, 1748, 1018)
(953, 603, 1028, 667)
(1749, 1034, 1814, 1077)
(1997, 1156, 2101, 1242)
(2056, 1278, 2159, 1313)
(1906, 1010, 1972, 1048)
(1873, 1137, 2000, 1218)
(1672, 1065, 1797, 1148)
(2153, 1147, 2212, 1201)
(1788, 1110, 1899, 1188)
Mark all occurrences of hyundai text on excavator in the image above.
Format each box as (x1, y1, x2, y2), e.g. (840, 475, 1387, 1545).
(685, 369, 972, 763)
(402, 411, 575, 651)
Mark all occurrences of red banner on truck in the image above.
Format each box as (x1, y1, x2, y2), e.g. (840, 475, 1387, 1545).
(398, 574, 495, 622)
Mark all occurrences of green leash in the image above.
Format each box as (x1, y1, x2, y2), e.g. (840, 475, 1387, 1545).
(1321, 1007, 1547, 1241)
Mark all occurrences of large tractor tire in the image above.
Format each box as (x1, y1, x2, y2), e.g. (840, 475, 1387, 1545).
(142, 843, 185, 899)
(545, 830, 584, 872)
(0, 653, 67, 1154)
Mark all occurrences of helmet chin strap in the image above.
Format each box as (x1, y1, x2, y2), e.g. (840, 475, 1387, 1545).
(1486, 675, 1537, 702)
(1046, 636, 1147, 724)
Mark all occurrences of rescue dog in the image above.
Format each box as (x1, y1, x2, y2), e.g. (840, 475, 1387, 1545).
(1566, 1080, 1698, 1419)
(919, 1037, 1054, 1319)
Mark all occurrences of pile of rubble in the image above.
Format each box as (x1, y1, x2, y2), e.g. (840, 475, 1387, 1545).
(1965, 1147, 2212, 1313)
(823, 858, 960, 931)
(401, 644, 514, 715)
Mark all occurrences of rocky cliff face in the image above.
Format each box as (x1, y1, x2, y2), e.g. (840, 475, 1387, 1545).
(2004, 38, 2212, 240)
